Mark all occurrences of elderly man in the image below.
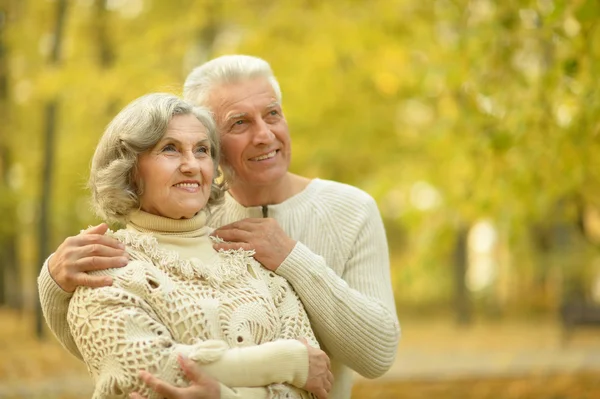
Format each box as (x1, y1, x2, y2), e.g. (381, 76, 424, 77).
(38, 55, 400, 399)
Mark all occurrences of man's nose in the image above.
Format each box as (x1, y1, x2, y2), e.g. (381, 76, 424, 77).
(252, 118, 275, 145)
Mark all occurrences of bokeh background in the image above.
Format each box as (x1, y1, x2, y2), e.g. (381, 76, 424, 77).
(1, 0, 600, 398)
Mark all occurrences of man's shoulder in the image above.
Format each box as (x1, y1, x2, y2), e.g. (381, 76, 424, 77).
(312, 178, 375, 207)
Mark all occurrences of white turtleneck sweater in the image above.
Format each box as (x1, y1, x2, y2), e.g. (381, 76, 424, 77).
(63, 210, 317, 399)
(38, 178, 401, 399)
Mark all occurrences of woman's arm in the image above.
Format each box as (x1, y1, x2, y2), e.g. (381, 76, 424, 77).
(67, 267, 312, 397)
(37, 223, 129, 361)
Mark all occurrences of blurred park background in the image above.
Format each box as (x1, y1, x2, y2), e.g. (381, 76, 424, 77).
(1, 0, 600, 397)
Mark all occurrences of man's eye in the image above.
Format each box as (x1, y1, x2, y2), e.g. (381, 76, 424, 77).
(269, 110, 278, 116)
(234, 120, 245, 125)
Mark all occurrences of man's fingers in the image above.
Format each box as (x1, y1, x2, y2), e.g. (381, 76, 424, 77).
(76, 255, 129, 271)
(82, 223, 109, 235)
(315, 388, 328, 399)
(76, 274, 113, 288)
(80, 233, 125, 250)
(212, 242, 253, 252)
(211, 228, 253, 243)
(80, 242, 128, 260)
(211, 218, 264, 234)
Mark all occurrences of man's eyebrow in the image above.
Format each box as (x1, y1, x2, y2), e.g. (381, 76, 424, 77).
(224, 112, 247, 124)
(266, 101, 280, 109)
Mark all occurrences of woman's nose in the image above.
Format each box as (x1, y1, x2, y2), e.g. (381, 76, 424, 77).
(179, 153, 200, 174)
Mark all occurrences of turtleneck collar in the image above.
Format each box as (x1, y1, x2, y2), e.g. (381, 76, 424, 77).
(127, 210, 209, 238)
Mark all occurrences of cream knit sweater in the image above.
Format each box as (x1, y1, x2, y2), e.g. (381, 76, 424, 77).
(65, 211, 317, 399)
(38, 178, 401, 399)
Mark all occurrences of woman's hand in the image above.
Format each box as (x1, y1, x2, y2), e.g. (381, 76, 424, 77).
(130, 355, 221, 399)
(49, 223, 128, 292)
(300, 339, 334, 399)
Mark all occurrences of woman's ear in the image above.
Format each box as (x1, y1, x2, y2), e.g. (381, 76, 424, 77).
(130, 166, 143, 196)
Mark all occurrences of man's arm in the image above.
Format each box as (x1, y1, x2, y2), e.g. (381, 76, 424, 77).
(276, 197, 400, 378)
(38, 258, 81, 359)
(37, 223, 128, 359)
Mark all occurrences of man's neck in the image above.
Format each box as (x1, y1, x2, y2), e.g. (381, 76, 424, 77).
(228, 173, 310, 207)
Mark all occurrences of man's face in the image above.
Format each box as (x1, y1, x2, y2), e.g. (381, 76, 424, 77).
(208, 77, 291, 187)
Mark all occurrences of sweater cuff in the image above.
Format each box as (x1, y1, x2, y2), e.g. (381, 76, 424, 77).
(38, 255, 73, 308)
(277, 242, 327, 285)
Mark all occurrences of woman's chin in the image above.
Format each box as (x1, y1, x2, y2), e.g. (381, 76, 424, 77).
(177, 208, 205, 219)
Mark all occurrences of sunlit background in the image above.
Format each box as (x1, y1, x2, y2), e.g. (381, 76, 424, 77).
(1, 0, 600, 398)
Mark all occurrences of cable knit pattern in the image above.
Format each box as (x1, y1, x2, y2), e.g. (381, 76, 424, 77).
(66, 211, 317, 399)
(37, 178, 401, 399)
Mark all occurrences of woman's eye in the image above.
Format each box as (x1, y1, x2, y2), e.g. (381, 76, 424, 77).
(196, 146, 209, 154)
(162, 144, 176, 152)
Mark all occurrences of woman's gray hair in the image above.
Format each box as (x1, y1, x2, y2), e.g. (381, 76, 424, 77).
(89, 93, 225, 224)
(183, 55, 282, 107)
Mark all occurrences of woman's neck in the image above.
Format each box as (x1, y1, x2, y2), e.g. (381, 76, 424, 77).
(127, 210, 208, 237)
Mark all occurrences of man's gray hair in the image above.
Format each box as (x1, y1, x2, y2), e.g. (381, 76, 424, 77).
(89, 93, 225, 224)
(183, 55, 282, 107)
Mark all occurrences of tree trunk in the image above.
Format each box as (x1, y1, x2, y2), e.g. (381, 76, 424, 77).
(35, 0, 68, 339)
(94, 0, 114, 68)
(454, 226, 471, 325)
(0, 3, 20, 311)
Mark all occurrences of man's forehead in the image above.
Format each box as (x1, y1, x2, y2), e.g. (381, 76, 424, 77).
(209, 79, 278, 117)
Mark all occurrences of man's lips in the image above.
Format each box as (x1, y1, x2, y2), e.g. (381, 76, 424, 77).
(249, 150, 278, 161)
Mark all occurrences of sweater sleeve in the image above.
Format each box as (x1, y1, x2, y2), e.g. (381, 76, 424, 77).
(276, 196, 400, 379)
(68, 275, 310, 398)
(37, 255, 82, 360)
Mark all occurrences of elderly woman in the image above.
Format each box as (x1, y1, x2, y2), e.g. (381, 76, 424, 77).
(64, 93, 332, 399)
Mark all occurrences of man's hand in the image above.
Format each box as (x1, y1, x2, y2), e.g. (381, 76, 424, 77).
(300, 339, 334, 399)
(130, 355, 221, 399)
(211, 218, 296, 272)
(49, 223, 128, 292)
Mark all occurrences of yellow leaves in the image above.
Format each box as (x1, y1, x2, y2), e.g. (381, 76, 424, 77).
(374, 71, 400, 97)
(371, 46, 408, 98)
(438, 93, 458, 120)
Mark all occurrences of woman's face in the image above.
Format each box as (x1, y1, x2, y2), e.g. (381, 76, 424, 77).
(136, 114, 214, 219)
